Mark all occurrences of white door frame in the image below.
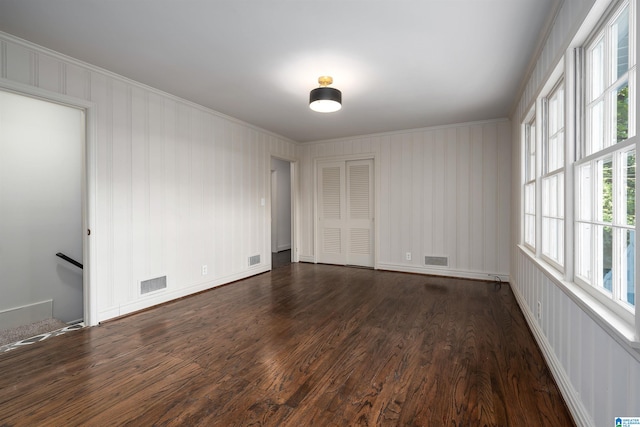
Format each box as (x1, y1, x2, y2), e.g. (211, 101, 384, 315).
(0, 80, 98, 326)
(313, 153, 378, 268)
(270, 169, 278, 253)
(269, 155, 299, 263)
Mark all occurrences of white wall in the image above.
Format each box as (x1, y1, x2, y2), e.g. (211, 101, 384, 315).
(0, 91, 83, 325)
(0, 32, 297, 323)
(510, 0, 640, 425)
(298, 119, 511, 280)
(271, 157, 292, 252)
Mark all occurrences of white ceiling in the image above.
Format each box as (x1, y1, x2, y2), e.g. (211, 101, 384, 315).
(0, 0, 556, 142)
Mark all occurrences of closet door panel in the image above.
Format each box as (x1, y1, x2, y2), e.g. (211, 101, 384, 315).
(318, 162, 346, 264)
(346, 159, 374, 267)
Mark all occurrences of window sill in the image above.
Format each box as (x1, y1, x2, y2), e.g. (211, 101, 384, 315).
(518, 245, 640, 361)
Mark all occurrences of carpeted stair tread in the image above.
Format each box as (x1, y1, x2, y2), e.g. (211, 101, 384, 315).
(0, 318, 68, 347)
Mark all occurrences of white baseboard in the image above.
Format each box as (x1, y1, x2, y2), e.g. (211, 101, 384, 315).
(0, 300, 53, 329)
(376, 262, 509, 282)
(298, 255, 315, 263)
(290, 259, 509, 282)
(509, 279, 594, 427)
(276, 244, 291, 252)
(99, 266, 271, 323)
(97, 307, 120, 323)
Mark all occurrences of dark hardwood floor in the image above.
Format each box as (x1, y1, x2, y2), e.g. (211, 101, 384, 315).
(0, 264, 574, 426)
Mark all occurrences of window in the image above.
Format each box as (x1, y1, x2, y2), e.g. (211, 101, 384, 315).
(541, 81, 565, 267)
(576, 151, 635, 309)
(576, 0, 636, 313)
(524, 114, 536, 249)
(585, 3, 635, 156)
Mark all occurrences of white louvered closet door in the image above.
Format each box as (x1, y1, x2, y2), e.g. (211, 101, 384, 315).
(318, 162, 346, 265)
(317, 159, 373, 267)
(345, 159, 374, 267)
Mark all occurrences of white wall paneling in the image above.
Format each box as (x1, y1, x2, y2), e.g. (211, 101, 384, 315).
(299, 119, 511, 280)
(0, 31, 297, 324)
(513, 248, 640, 426)
(510, 0, 640, 425)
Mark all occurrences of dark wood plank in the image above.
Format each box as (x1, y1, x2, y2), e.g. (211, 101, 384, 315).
(0, 264, 575, 426)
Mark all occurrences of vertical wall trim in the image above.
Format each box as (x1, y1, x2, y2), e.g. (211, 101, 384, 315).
(563, 50, 578, 282)
(292, 160, 300, 263)
(84, 69, 91, 101)
(85, 100, 98, 326)
(126, 85, 134, 301)
(106, 77, 115, 308)
(29, 50, 38, 87)
(160, 98, 167, 283)
(144, 91, 150, 277)
(481, 125, 487, 270)
(0, 40, 6, 78)
(59, 62, 67, 95)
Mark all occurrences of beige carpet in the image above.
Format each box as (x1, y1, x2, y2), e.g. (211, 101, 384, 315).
(0, 318, 68, 347)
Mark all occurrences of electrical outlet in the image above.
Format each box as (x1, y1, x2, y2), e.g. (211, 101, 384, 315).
(405, 252, 412, 261)
(537, 301, 541, 320)
(202, 265, 208, 276)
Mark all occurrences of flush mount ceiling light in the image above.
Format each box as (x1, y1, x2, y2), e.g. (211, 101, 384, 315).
(309, 76, 342, 113)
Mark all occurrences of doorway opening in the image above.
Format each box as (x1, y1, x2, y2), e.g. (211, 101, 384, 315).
(0, 89, 86, 347)
(271, 157, 294, 269)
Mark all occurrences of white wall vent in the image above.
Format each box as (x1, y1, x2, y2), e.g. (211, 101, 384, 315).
(424, 256, 448, 267)
(140, 276, 167, 294)
(249, 255, 261, 266)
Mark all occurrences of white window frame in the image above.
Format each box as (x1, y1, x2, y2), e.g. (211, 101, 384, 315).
(574, 143, 635, 323)
(523, 110, 537, 251)
(541, 79, 566, 270)
(584, 1, 637, 156)
(575, 0, 636, 321)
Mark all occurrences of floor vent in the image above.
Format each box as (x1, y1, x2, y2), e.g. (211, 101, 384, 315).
(424, 256, 448, 267)
(141, 276, 167, 294)
(248, 255, 261, 266)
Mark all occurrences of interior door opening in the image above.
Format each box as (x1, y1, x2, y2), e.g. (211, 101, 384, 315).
(271, 157, 293, 269)
(0, 90, 84, 346)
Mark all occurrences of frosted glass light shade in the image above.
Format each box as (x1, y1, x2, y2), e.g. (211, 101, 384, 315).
(309, 87, 342, 113)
